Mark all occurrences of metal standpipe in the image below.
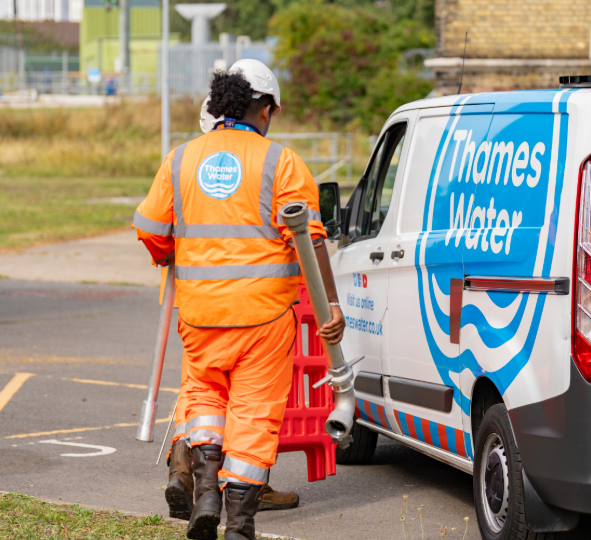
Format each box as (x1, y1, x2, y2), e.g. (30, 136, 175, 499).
(136, 259, 176, 442)
(279, 202, 360, 449)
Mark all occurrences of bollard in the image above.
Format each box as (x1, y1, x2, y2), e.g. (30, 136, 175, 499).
(136, 259, 176, 442)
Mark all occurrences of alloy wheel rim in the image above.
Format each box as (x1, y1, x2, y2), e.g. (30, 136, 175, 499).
(480, 432, 509, 533)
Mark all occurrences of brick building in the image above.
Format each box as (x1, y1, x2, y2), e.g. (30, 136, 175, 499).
(425, 0, 591, 95)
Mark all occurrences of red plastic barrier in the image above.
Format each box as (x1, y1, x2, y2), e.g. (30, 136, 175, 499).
(277, 285, 337, 482)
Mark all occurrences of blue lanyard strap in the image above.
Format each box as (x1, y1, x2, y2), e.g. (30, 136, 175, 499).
(232, 123, 256, 133)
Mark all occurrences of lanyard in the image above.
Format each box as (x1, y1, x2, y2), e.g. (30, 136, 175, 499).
(215, 119, 259, 134)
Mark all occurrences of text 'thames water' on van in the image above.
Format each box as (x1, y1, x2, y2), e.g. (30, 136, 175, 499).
(318, 78, 591, 540)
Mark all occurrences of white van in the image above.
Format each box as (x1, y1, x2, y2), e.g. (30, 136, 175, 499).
(318, 79, 591, 540)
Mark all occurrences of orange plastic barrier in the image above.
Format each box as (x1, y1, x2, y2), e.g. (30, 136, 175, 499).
(277, 285, 337, 482)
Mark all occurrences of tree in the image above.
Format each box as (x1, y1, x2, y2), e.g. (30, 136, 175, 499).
(270, 2, 434, 132)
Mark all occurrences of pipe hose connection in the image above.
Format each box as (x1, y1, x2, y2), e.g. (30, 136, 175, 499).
(324, 364, 356, 448)
(279, 201, 309, 234)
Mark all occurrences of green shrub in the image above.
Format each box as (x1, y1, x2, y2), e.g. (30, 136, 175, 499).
(270, 2, 434, 133)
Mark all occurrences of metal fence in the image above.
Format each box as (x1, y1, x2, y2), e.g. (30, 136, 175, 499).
(171, 131, 353, 183)
(160, 42, 272, 96)
(0, 71, 159, 95)
(0, 45, 22, 72)
(0, 42, 271, 96)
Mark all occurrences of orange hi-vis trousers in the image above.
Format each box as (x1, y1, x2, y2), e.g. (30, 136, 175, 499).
(176, 308, 296, 488)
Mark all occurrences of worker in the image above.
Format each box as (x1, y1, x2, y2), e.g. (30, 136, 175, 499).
(163, 97, 303, 522)
(133, 59, 345, 540)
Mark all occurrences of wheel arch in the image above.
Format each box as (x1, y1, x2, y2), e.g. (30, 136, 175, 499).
(470, 376, 503, 447)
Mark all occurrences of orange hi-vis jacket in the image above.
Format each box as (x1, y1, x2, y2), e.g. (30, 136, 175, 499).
(133, 124, 326, 327)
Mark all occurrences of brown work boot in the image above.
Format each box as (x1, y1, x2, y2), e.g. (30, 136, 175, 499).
(258, 484, 299, 511)
(187, 445, 224, 540)
(224, 483, 264, 540)
(165, 439, 194, 520)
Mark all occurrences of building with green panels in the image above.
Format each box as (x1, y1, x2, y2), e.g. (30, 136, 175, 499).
(80, 0, 178, 74)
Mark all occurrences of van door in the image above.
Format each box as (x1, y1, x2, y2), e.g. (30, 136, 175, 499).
(382, 102, 493, 459)
(333, 114, 415, 423)
(460, 92, 574, 458)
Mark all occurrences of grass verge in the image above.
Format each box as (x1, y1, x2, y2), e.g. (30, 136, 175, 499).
(0, 176, 151, 250)
(0, 492, 281, 540)
(1, 492, 188, 540)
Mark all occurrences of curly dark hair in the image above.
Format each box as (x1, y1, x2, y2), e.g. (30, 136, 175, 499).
(207, 70, 276, 120)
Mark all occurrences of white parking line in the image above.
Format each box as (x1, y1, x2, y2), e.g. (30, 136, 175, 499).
(38, 439, 116, 457)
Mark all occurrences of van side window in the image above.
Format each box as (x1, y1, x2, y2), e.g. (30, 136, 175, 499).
(356, 124, 407, 239)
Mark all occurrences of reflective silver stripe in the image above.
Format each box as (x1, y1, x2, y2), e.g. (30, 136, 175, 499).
(222, 456, 269, 483)
(186, 415, 226, 431)
(172, 142, 190, 238)
(182, 224, 281, 240)
(173, 423, 187, 438)
(308, 209, 322, 222)
(133, 211, 173, 236)
(277, 209, 322, 226)
(260, 142, 284, 230)
(218, 477, 231, 488)
(188, 429, 224, 446)
(176, 262, 301, 281)
(219, 477, 251, 488)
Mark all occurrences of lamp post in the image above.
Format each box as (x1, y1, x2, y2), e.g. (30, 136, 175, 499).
(119, 0, 130, 92)
(161, 0, 170, 160)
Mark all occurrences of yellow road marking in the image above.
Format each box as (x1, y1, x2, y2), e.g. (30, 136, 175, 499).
(6, 416, 172, 439)
(6, 426, 107, 439)
(61, 377, 179, 394)
(0, 373, 35, 413)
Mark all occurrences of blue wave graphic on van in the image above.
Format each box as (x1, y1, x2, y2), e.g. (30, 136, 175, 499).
(415, 90, 573, 420)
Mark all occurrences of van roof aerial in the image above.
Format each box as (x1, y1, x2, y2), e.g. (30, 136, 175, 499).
(559, 75, 591, 88)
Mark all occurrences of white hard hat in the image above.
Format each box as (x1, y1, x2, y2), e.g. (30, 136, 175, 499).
(229, 59, 281, 109)
(200, 96, 222, 134)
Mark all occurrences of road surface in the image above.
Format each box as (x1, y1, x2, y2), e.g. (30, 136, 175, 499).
(1, 278, 589, 540)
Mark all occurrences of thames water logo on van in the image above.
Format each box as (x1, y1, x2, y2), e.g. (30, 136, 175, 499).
(353, 273, 367, 288)
(197, 151, 243, 200)
(415, 91, 572, 427)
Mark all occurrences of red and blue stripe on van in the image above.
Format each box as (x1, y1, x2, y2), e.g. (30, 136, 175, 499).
(393, 409, 473, 460)
(355, 398, 473, 460)
(355, 398, 391, 430)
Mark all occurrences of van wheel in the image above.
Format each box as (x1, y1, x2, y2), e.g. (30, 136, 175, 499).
(474, 404, 556, 540)
(336, 418, 378, 464)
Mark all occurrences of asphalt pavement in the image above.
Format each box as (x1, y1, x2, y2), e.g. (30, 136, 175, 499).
(1, 277, 590, 540)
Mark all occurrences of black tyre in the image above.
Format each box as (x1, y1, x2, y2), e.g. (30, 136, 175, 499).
(335, 418, 378, 464)
(473, 404, 556, 540)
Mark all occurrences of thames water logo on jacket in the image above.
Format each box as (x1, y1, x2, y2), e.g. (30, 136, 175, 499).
(197, 151, 243, 200)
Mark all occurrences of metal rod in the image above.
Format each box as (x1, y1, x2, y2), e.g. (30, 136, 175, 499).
(156, 397, 178, 465)
(136, 260, 176, 442)
(279, 202, 355, 448)
(119, 0, 130, 92)
(161, 0, 170, 159)
(331, 134, 338, 182)
(346, 135, 352, 184)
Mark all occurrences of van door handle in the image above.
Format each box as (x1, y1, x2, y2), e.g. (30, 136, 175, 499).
(370, 252, 384, 262)
(391, 250, 405, 259)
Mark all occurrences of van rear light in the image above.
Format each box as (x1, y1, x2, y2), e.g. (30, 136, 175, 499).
(573, 158, 591, 382)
